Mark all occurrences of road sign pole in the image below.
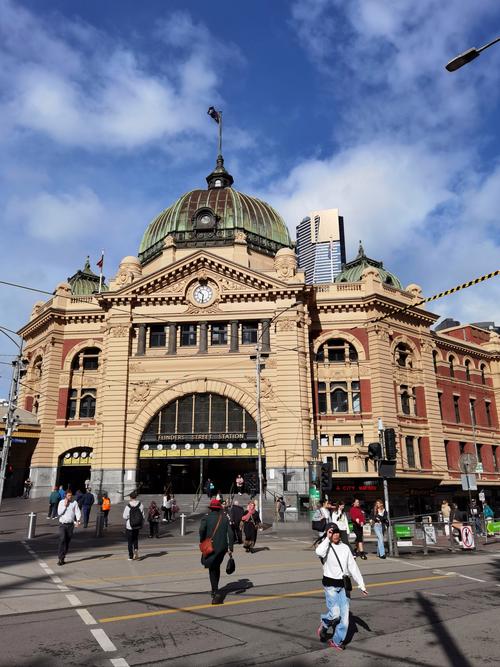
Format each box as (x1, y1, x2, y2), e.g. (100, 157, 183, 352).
(378, 419, 395, 557)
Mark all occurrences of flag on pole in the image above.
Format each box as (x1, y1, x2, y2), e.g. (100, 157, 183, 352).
(207, 106, 221, 124)
(96, 252, 104, 270)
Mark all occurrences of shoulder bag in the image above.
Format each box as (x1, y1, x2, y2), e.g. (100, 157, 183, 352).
(199, 514, 223, 558)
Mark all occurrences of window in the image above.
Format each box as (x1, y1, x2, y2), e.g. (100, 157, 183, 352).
(405, 436, 416, 468)
(79, 389, 96, 418)
(72, 347, 100, 370)
(32, 394, 40, 415)
(395, 343, 413, 368)
(493, 446, 499, 472)
(459, 441, 466, 455)
(364, 457, 370, 472)
(211, 323, 227, 346)
(354, 433, 364, 445)
(180, 324, 197, 347)
(333, 434, 350, 446)
(477, 444, 483, 464)
(453, 395, 461, 423)
(33, 357, 43, 379)
(449, 356, 455, 378)
(67, 389, 77, 419)
(432, 350, 438, 373)
(485, 401, 492, 427)
(150, 325, 166, 348)
(480, 364, 486, 385)
(317, 382, 327, 414)
(241, 322, 258, 345)
(437, 392, 443, 419)
(315, 338, 358, 363)
(465, 360, 471, 381)
(444, 440, 451, 470)
(401, 385, 411, 415)
(352, 381, 361, 413)
(320, 434, 329, 448)
(330, 382, 348, 413)
(338, 456, 349, 473)
(469, 399, 476, 426)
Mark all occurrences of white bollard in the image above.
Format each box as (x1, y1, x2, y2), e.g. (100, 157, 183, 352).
(180, 513, 186, 536)
(27, 512, 37, 539)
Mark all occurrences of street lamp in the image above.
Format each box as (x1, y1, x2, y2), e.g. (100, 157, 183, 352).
(445, 36, 500, 71)
(251, 300, 302, 523)
(0, 326, 26, 508)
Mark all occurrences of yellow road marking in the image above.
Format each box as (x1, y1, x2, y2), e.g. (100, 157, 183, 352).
(98, 574, 454, 623)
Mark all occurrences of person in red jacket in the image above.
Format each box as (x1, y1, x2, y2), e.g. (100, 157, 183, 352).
(349, 498, 367, 560)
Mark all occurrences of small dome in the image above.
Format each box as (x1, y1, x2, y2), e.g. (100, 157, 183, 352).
(120, 255, 141, 267)
(334, 242, 402, 289)
(68, 257, 108, 295)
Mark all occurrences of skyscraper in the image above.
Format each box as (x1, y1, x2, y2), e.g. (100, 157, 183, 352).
(295, 209, 346, 284)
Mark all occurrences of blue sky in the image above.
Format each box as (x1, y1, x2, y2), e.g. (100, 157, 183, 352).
(1, 0, 500, 395)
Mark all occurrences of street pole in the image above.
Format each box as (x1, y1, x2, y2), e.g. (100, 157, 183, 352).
(0, 355, 23, 508)
(378, 418, 394, 556)
(255, 342, 263, 521)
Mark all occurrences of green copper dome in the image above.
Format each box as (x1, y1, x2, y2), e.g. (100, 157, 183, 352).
(334, 242, 402, 289)
(68, 257, 108, 295)
(139, 157, 292, 264)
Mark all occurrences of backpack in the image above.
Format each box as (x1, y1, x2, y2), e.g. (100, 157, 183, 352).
(129, 503, 144, 529)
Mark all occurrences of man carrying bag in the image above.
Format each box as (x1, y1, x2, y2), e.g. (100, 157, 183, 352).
(315, 523, 368, 651)
(199, 499, 234, 605)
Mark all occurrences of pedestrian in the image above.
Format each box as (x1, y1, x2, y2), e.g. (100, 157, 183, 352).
(123, 491, 145, 561)
(23, 478, 33, 499)
(162, 493, 173, 522)
(171, 495, 179, 520)
(56, 489, 81, 566)
(199, 498, 234, 605)
(84, 478, 91, 492)
(204, 478, 215, 499)
(235, 474, 244, 495)
(230, 499, 244, 543)
(48, 485, 60, 518)
(147, 501, 161, 538)
(101, 492, 111, 527)
(483, 502, 494, 525)
(331, 500, 352, 551)
(81, 488, 95, 528)
(58, 485, 65, 501)
(241, 501, 261, 553)
(312, 502, 328, 539)
(470, 499, 483, 536)
(74, 489, 84, 508)
(349, 498, 367, 559)
(315, 523, 368, 650)
(370, 499, 388, 559)
(441, 499, 451, 536)
(275, 496, 286, 522)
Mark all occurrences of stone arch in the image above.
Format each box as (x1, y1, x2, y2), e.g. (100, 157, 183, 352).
(128, 377, 270, 452)
(390, 335, 421, 369)
(62, 339, 103, 372)
(313, 330, 366, 361)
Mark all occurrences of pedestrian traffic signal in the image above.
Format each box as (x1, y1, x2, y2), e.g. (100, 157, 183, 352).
(384, 428, 397, 460)
(368, 442, 382, 460)
(320, 462, 332, 494)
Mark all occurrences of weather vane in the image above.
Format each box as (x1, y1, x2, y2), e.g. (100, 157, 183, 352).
(207, 106, 223, 157)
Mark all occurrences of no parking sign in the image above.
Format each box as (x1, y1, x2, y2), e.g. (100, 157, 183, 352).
(461, 525, 475, 550)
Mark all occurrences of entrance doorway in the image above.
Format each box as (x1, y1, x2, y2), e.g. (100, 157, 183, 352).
(57, 448, 92, 492)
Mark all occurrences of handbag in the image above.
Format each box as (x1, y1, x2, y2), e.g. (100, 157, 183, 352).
(199, 514, 222, 558)
(330, 544, 353, 592)
(312, 518, 327, 532)
(226, 556, 236, 575)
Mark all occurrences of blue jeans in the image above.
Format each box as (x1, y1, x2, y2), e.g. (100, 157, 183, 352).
(374, 523, 385, 557)
(320, 586, 350, 645)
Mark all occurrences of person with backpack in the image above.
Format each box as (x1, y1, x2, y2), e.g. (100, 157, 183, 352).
(147, 501, 161, 538)
(81, 488, 95, 528)
(101, 493, 111, 528)
(123, 491, 145, 560)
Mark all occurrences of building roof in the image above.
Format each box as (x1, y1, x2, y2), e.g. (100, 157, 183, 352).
(68, 257, 108, 295)
(334, 242, 402, 289)
(0, 404, 39, 427)
(139, 157, 292, 263)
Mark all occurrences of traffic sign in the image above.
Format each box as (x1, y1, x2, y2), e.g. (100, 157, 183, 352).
(461, 525, 475, 550)
(478, 490, 486, 503)
(461, 474, 477, 491)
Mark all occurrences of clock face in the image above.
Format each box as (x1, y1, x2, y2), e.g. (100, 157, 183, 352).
(199, 213, 213, 226)
(193, 284, 213, 304)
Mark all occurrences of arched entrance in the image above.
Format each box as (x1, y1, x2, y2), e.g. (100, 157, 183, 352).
(138, 392, 264, 494)
(57, 447, 93, 492)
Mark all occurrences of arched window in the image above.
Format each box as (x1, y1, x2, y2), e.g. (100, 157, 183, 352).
(315, 338, 358, 363)
(465, 360, 471, 382)
(33, 356, 43, 380)
(401, 386, 411, 415)
(71, 347, 101, 371)
(432, 350, 438, 373)
(79, 389, 96, 418)
(449, 355, 455, 378)
(480, 364, 487, 385)
(330, 383, 348, 413)
(395, 342, 413, 368)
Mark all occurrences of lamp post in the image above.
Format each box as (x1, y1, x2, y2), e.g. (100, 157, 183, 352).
(0, 327, 26, 508)
(251, 300, 302, 523)
(445, 36, 500, 71)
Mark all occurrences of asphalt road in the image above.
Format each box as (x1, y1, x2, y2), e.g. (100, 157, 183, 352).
(1, 500, 499, 667)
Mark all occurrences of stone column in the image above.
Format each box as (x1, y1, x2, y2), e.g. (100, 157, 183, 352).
(199, 322, 208, 354)
(136, 324, 146, 356)
(229, 320, 239, 353)
(261, 319, 271, 353)
(167, 323, 177, 355)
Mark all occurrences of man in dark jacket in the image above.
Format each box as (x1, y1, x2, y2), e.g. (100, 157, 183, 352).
(81, 489, 95, 528)
(229, 500, 245, 544)
(199, 498, 234, 605)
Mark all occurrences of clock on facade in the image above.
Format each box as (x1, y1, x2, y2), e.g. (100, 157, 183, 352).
(194, 208, 216, 230)
(193, 283, 214, 304)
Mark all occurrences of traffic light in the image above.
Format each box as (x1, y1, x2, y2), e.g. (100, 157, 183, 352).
(384, 428, 397, 460)
(368, 442, 382, 460)
(320, 462, 332, 494)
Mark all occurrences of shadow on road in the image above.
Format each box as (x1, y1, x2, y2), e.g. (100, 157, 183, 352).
(140, 550, 169, 560)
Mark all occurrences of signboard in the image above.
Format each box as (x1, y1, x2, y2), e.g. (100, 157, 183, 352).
(478, 490, 485, 503)
(424, 525, 437, 545)
(475, 463, 483, 474)
(461, 474, 477, 491)
(460, 525, 475, 549)
(486, 521, 500, 535)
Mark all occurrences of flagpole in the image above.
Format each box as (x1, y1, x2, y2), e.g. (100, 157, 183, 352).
(98, 250, 104, 294)
(218, 111, 223, 156)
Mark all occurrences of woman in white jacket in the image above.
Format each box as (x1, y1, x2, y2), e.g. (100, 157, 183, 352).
(331, 500, 351, 549)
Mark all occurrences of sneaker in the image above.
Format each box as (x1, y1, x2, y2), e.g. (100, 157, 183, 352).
(133, 550, 139, 560)
(317, 624, 328, 643)
(327, 640, 344, 651)
(379, 554, 386, 559)
(57, 560, 64, 566)
(360, 553, 367, 560)
(128, 557, 133, 561)
(211, 593, 224, 605)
